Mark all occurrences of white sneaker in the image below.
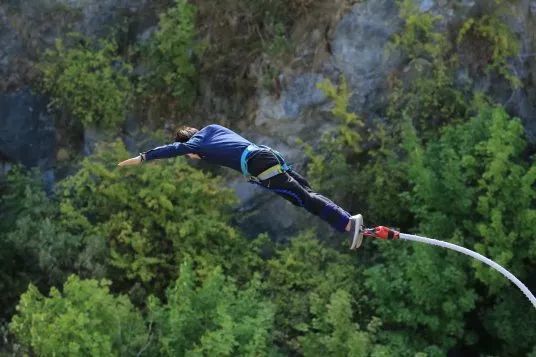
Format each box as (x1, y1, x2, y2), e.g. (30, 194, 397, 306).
(348, 214, 364, 250)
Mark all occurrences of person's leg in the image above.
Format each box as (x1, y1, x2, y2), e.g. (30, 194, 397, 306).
(288, 170, 354, 231)
(258, 171, 351, 233)
(287, 170, 312, 189)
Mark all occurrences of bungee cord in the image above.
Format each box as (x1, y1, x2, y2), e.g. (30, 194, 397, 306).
(358, 226, 536, 309)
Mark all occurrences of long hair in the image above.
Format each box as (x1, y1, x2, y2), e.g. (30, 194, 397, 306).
(174, 126, 199, 142)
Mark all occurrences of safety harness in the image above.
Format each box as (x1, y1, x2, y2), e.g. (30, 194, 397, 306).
(240, 144, 291, 183)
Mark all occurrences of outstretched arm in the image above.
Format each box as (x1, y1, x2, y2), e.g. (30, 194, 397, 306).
(142, 142, 193, 160)
(117, 141, 199, 167)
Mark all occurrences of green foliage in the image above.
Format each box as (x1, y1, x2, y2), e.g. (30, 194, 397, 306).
(394, 101, 536, 354)
(302, 77, 364, 210)
(148, 261, 274, 356)
(263, 232, 363, 354)
(0, 167, 87, 320)
(57, 140, 260, 295)
(389, 0, 468, 135)
(305, 77, 411, 226)
(264, 22, 291, 59)
(483, 290, 536, 355)
(41, 35, 132, 129)
(457, 14, 521, 87)
(405, 103, 535, 289)
(365, 241, 477, 353)
(300, 291, 389, 357)
(196, 0, 303, 97)
(392, 0, 446, 61)
(472, 106, 536, 289)
(10, 275, 148, 356)
(358, 122, 413, 226)
(142, 0, 199, 109)
(316, 77, 363, 152)
(0, 166, 50, 233)
(388, 64, 468, 136)
(305, 81, 534, 354)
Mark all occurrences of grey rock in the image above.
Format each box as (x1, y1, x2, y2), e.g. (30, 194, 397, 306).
(256, 73, 328, 124)
(506, 89, 536, 144)
(330, 0, 403, 113)
(249, 0, 405, 240)
(0, 8, 24, 90)
(54, 0, 150, 37)
(281, 74, 329, 118)
(419, 0, 435, 12)
(0, 161, 13, 176)
(0, 88, 56, 168)
(42, 168, 56, 194)
(531, 1, 536, 14)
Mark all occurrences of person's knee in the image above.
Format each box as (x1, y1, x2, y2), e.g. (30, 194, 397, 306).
(303, 192, 327, 215)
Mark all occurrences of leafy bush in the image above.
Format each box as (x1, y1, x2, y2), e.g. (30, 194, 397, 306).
(457, 14, 521, 87)
(57, 140, 260, 295)
(375, 101, 536, 355)
(148, 261, 274, 355)
(41, 35, 132, 129)
(142, 0, 200, 109)
(392, 0, 446, 61)
(404, 102, 535, 291)
(301, 78, 364, 209)
(10, 275, 148, 356)
(300, 291, 390, 357)
(0, 167, 86, 320)
(263, 232, 363, 354)
(389, 0, 468, 135)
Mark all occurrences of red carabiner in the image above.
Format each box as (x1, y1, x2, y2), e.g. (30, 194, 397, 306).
(373, 226, 400, 240)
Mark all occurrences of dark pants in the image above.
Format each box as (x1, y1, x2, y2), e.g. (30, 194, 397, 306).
(247, 150, 351, 232)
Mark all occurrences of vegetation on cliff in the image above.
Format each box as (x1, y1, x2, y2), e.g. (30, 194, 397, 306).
(1, 0, 535, 356)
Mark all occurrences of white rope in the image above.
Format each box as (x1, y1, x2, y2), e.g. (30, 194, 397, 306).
(399, 233, 536, 309)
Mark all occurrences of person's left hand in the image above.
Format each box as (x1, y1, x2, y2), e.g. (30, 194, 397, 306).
(117, 156, 142, 167)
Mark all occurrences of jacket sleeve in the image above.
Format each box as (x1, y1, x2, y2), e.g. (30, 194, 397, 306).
(142, 140, 198, 161)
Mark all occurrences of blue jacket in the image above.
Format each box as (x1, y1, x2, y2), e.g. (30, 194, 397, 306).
(143, 124, 253, 172)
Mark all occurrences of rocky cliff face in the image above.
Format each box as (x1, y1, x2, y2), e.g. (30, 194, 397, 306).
(0, 0, 162, 169)
(0, 88, 55, 167)
(1, 0, 535, 239)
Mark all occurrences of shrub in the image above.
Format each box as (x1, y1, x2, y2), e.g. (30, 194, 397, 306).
(57, 140, 260, 295)
(142, 0, 200, 110)
(148, 261, 274, 355)
(10, 275, 148, 356)
(457, 14, 521, 87)
(41, 35, 132, 129)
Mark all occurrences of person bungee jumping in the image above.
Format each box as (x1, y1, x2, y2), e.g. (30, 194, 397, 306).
(118, 124, 364, 249)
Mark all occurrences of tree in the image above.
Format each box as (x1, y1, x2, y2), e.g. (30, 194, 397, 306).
(0, 167, 86, 320)
(41, 35, 132, 129)
(148, 261, 274, 356)
(365, 241, 476, 354)
(263, 232, 364, 354)
(368, 101, 536, 355)
(57, 140, 260, 297)
(300, 290, 390, 357)
(10, 275, 148, 356)
(142, 0, 200, 110)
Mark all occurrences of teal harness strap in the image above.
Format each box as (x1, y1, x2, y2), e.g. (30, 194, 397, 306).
(258, 145, 291, 172)
(240, 144, 258, 177)
(240, 144, 291, 181)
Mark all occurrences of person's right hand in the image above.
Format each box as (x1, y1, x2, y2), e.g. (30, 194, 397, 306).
(117, 155, 142, 167)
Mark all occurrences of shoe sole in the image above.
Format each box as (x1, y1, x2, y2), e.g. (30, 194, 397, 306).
(350, 214, 363, 250)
